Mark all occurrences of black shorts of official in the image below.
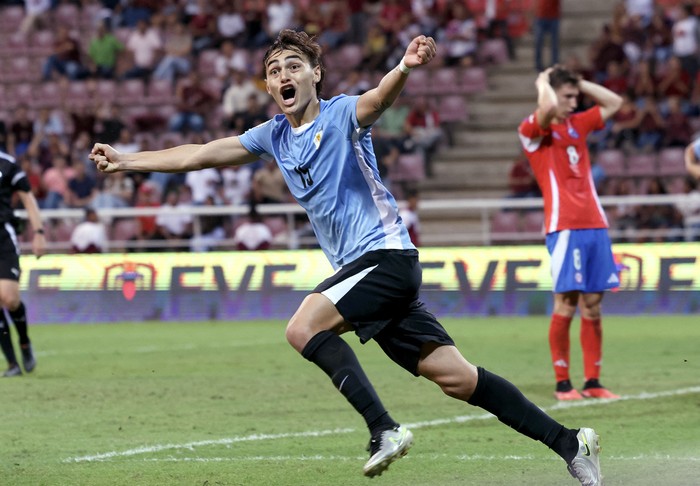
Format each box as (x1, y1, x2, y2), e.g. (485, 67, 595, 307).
(0, 222, 21, 281)
(313, 249, 454, 376)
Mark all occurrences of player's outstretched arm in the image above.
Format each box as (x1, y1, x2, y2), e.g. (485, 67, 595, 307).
(356, 35, 437, 128)
(90, 136, 259, 174)
(685, 142, 700, 180)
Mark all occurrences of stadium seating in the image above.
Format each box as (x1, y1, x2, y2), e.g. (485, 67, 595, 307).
(197, 49, 219, 77)
(522, 210, 545, 235)
(596, 149, 626, 177)
(657, 147, 686, 176)
(116, 79, 147, 107)
(490, 210, 521, 242)
(625, 153, 658, 177)
(33, 81, 64, 110)
(390, 152, 426, 182)
(145, 79, 177, 106)
(0, 6, 25, 33)
(429, 68, 462, 96)
(477, 38, 509, 65)
(94, 79, 118, 105)
(0, 56, 34, 84)
(29, 30, 55, 58)
(459, 67, 488, 93)
(437, 95, 469, 123)
(54, 3, 81, 30)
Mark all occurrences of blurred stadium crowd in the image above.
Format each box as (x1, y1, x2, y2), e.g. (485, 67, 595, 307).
(0, 0, 698, 252)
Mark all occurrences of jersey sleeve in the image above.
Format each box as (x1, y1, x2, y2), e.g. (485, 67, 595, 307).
(238, 118, 275, 160)
(326, 94, 362, 136)
(518, 111, 549, 152)
(518, 111, 548, 139)
(2, 157, 30, 193)
(573, 106, 605, 135)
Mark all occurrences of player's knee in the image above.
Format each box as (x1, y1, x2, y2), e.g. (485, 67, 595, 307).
(553, 300, 575, 316)
(581, 306, 601, 320)
(285, 318, 311, 352)
(0, 294, 19, 310)
(437, 378, 475, 401)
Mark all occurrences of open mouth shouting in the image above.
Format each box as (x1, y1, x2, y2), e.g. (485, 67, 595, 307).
(281, 85, 296, 106)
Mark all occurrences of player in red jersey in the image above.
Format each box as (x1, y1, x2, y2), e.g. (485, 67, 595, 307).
(518, 66, 623, 401)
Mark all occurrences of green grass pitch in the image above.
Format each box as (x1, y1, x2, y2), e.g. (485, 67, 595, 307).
(2, 316, 699, 485)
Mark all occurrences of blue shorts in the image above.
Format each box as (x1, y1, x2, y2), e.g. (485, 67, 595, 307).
(545, 229, 619, 293)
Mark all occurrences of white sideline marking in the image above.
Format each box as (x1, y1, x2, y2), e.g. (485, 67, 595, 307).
(36, 341, 276, 358)
(64, 386, 700, 463)
(140, 453, 700, 463)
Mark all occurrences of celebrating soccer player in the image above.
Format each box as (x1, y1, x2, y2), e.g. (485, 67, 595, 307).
(91, 30, 604, 485)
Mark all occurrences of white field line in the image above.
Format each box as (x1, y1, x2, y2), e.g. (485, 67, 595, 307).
(36, 340, 278, 357)
(63, 386, 700, 464)
(138, 453, 700, 463)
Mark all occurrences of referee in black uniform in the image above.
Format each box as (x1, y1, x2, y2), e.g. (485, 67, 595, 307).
(0, 150, 45, 377)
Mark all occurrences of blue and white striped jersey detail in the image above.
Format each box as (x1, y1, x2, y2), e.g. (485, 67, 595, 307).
(239, 94, 415, 269)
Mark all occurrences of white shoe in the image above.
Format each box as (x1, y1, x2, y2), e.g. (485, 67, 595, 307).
(567, 427, 603, 486)
(362, 425, 413, 477)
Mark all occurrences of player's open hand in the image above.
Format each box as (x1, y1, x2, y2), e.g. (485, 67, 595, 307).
(403, 35, 437, 69)
(90, 143, 121, 173)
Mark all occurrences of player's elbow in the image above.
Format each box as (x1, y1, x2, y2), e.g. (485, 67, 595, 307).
(608, 93, 623, 113)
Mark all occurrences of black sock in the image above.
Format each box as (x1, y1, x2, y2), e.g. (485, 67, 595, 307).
(9, 302, 29, 346)
(468, 367, 579, 463)
(302, 330, 398, 436)
(556, 379, 574, 392)
(0, 314, 18, 365)
(583, 379, 602, 389)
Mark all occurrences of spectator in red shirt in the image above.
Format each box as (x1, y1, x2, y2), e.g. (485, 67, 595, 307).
(657, 56, 691, 99)
(508, 153, 540, 198)
(534, 0, 561, 71)
(602, 60, 628, 94)
(169, 71, 217, 134)
(403, 97, 443, 177)
(41, 26, 87, 81)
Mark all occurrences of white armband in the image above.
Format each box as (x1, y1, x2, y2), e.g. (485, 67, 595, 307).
(398, 58, 412, 75)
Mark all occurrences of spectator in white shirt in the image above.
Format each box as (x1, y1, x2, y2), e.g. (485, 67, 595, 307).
(156, 189, 193, 244)
(71, 208, 109, 253)
(671, 4, 699, 78)
(233, 207, 273, 251)
(185, 167, 221, 204)
(123, 19, 163, 80)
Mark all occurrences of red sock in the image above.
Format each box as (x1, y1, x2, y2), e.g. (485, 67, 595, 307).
(549, 314, 572, 383)
(580, 317, 602, 382)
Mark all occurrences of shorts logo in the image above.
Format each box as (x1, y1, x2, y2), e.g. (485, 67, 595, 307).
(575, 272, 583, 283)
(573, 248, 581, 270)
(102, 261, 157, 301)
(10, 267, 19, 277)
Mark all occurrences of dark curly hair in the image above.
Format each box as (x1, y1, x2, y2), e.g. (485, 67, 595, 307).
(263, 29, 325, 97)
(548, 66, 580, 90)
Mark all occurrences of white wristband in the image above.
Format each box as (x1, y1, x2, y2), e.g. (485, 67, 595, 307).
(398, 58, 412, 74)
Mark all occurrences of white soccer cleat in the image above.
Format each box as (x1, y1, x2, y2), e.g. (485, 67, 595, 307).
(568, 427, 603, 486)
(363, 425, 414, 478)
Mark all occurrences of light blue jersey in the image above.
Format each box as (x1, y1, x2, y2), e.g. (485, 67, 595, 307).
(238, 94, 415, 269)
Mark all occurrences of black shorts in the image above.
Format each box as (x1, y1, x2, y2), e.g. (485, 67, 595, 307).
(0, 222, 21, 281)
(313, 249, 454, 375)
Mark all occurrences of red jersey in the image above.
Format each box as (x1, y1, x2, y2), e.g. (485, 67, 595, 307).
(518, 106, 608, 233)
